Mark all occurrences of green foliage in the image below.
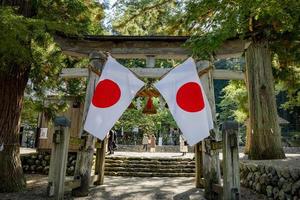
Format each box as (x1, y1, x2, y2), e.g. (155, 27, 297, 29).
(29, 35, 65, 96)
(39, 100, 69, 121)
(1, 1, 104, 72)
(179, 0, 300, 59)
(21, 97, 39, 127)
(0, 8, 32, 71)
(0, 1, 105, 126)
(117, 58, 146, 68)
(219, 80, 248, 123)
(273, 55, 300, 110)
(114, 97, 177, 136)
(36, 0, 105, 34)
(112, 0, 183, 35)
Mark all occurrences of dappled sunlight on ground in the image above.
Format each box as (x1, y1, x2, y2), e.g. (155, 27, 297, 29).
(81, 176, 205, 200)
(0, 174, 266, 200)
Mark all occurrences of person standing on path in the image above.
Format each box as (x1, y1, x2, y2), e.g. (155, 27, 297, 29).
(180, 134, 188, 156)
(150, 134, 156, 152)
(142, 134, 149, 151)
(108, 130, 117, 155)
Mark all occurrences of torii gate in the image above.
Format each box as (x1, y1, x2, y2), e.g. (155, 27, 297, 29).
(50, 34, 248, 199)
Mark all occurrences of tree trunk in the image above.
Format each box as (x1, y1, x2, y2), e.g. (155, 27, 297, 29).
(244, 118, 251, 154)
(245, 41, 285, 160)
(0, 0, 34, 193)
(0, 66, 29, 192)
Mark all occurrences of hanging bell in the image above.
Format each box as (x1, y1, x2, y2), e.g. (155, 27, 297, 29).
(142, 96, 157, 114)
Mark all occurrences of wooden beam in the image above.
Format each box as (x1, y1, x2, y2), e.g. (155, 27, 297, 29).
(60, 68, 244, 80)
(215, 39, 248, 59)
(55, 35, 190, 59)
(213, 69, 244, 80)
(54, 35, 247, 59)
(132, 68, 169, 78)
(60, 68, 88, 78)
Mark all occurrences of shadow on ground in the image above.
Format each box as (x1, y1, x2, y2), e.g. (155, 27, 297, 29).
(0, 175, 266, 200)
(77, 176, 205, 200)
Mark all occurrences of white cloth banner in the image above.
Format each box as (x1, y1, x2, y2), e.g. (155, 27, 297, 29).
(84, 56, 145, 140)
(154, 57, 213, 145)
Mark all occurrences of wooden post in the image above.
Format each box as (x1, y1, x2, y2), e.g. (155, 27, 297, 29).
(202, 138, 221, 199)
(47, 117, 71, 200)
(146, 55, 155, 68)
(94, 139, 101, 175)
(195, 141, 203, 188)
(198, 62, 221, 199)
(72, 52, 106, 197)
(222, 121, 240, 200)
(94, 137, 108, 185)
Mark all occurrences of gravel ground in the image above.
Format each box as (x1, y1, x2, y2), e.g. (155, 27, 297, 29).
(0, 174, 266, 200)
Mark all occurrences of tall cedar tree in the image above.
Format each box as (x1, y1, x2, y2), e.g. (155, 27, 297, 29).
(0, 0, 104, 192)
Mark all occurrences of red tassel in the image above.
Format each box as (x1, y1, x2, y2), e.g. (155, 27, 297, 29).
(143, 97, 157, 114)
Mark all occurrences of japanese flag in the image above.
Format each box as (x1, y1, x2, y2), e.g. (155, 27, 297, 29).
(84, 56, 145, 140)
(154, 57, 213, 145)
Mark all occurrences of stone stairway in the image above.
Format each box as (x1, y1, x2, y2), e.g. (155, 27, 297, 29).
(104, 156, 195, 177)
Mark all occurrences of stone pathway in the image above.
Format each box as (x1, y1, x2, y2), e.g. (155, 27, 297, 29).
(0, 174, 266, 200)
(81, 176, 206, 200)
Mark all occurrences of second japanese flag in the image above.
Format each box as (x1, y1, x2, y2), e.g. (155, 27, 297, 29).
(154, 58, 213, 145)
(84, 56, 145, 140)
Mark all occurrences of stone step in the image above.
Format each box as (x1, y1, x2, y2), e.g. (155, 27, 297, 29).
(104, 171, 195, 177)
(104, 156, 195, 177)
(105, 161, 195, 167)
(105, 159, 195, 165)
(105, 163, 195, 169)
(105, 156, 194, 162)
(105, 166, 195, 173)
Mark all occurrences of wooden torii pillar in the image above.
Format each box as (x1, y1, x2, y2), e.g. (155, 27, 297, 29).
(71, 51, 107, 196)
(55, 34, 248, 197)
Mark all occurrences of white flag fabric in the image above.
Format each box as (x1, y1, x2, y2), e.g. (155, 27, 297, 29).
(84, 56, 145, 140)
(154, 57, 213, 145)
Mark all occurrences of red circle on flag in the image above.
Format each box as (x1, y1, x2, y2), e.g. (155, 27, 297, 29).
(176, 82, 205, 112)
(92, 79, 121, 108)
